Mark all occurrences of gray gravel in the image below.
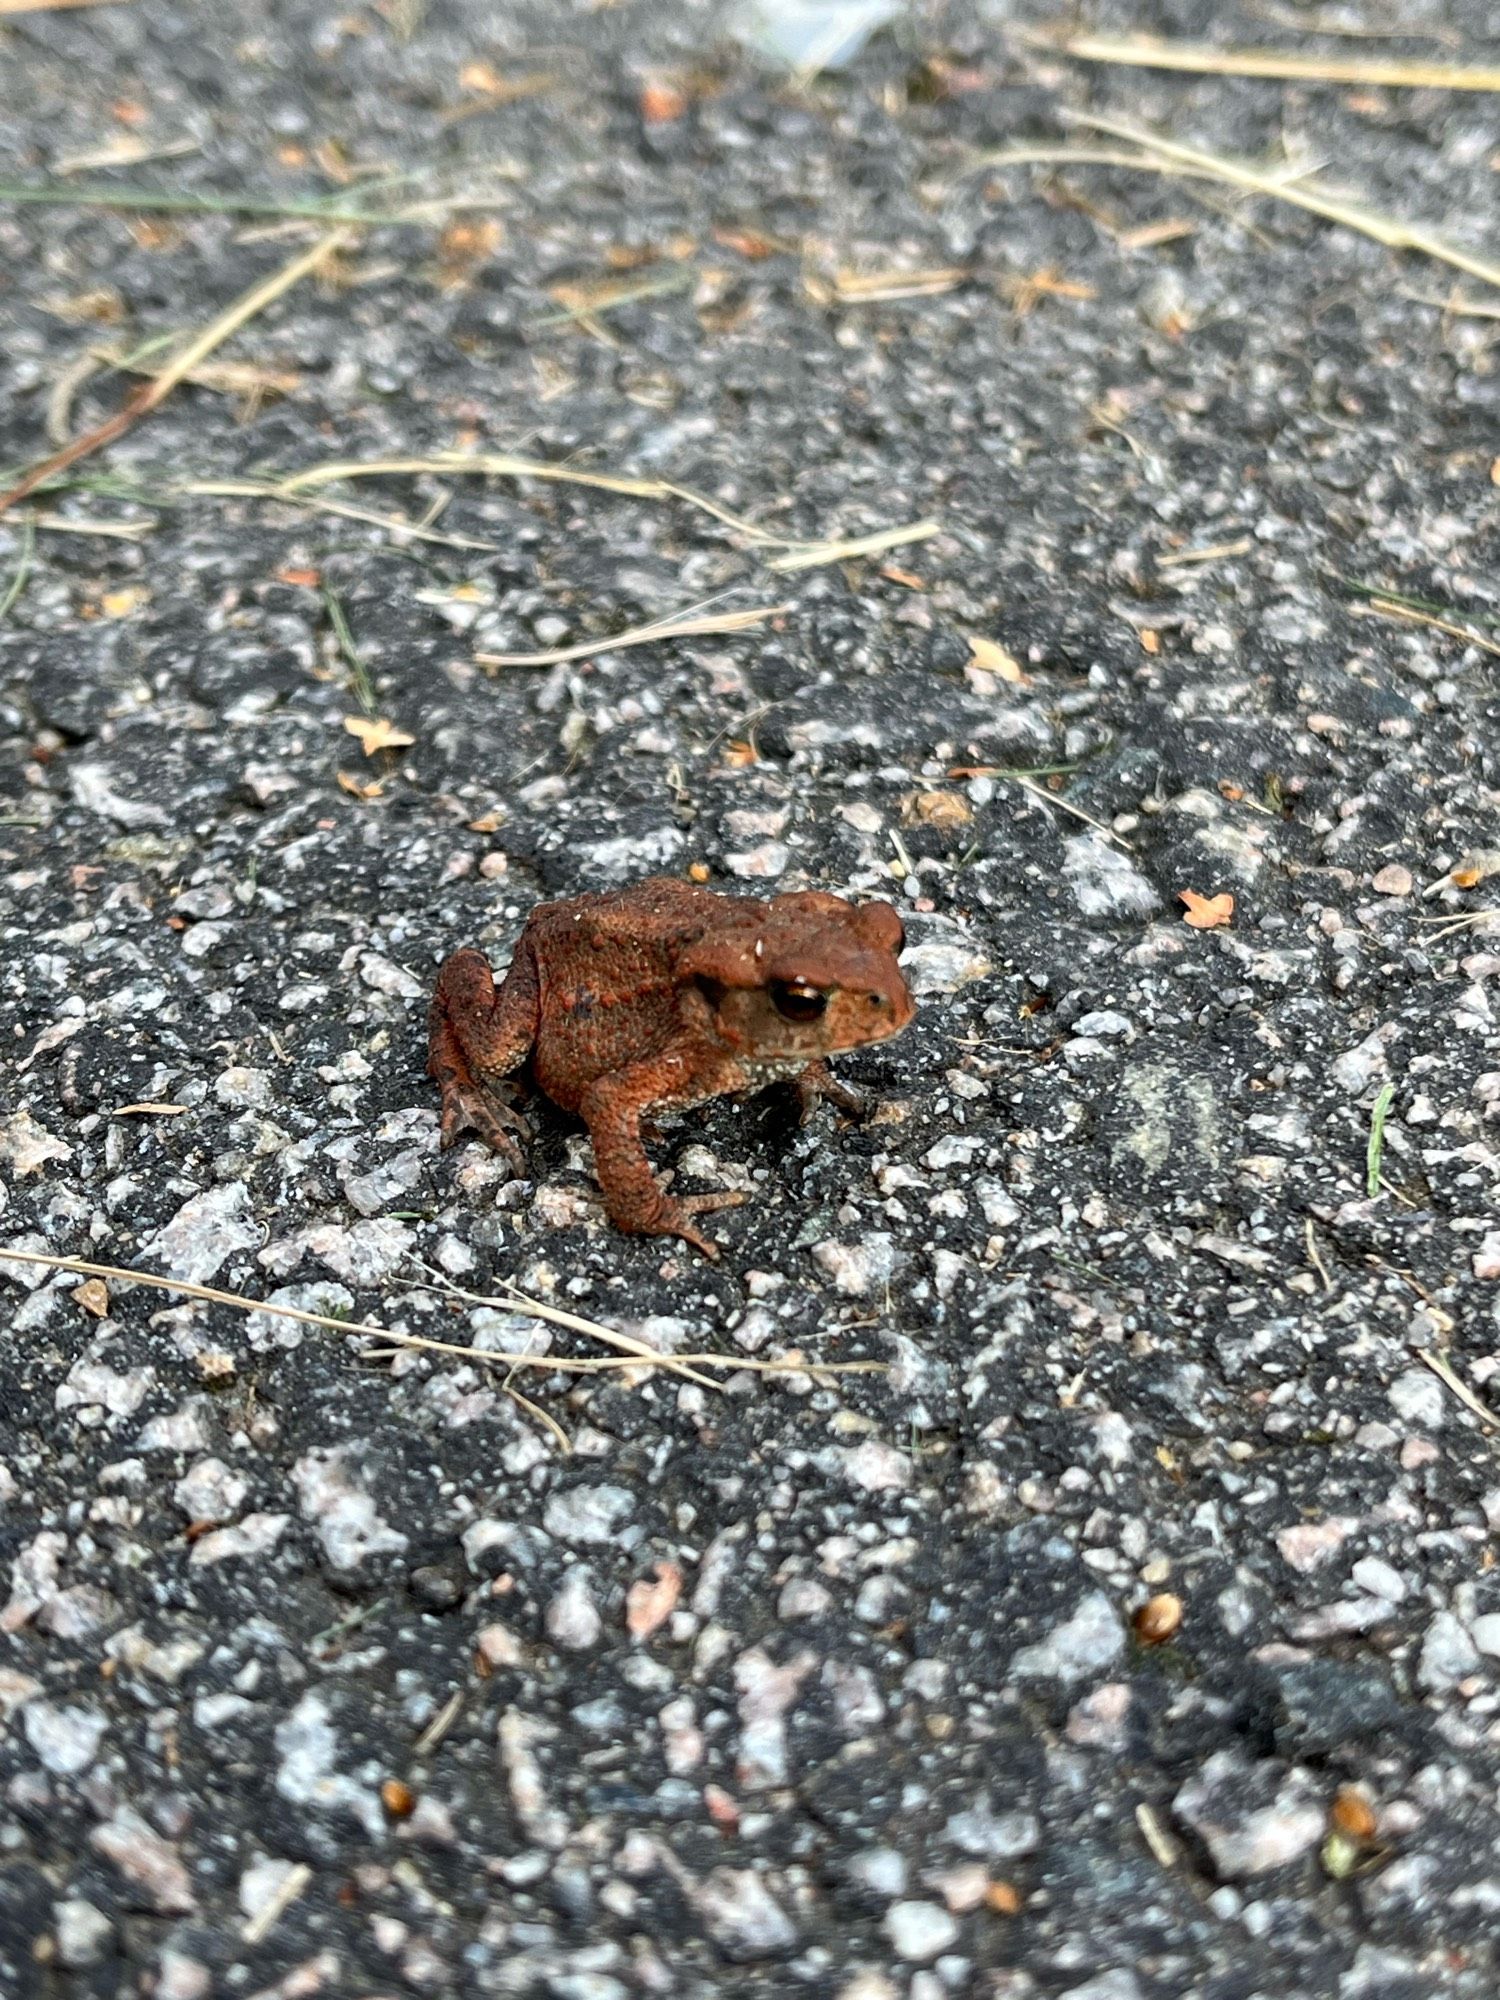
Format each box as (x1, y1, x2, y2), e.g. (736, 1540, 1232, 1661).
(3, 0, 1500, 1995)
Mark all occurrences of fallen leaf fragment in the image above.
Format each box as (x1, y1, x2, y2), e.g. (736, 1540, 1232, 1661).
(1179, 889, 1234, 929)
(343, 715, 415, 757)
(337, 770, 385, 800)
(903, 790, 973, 828)
(276, 567, 321, 588)
(966, 634, 1027, 683)
(1447, 849, 1500, 891)
(74, 1278, 110, 1319)
(100, 586, 147, 618)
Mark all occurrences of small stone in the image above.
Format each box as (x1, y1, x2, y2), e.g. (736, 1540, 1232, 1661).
(838, 1440, 911, 1493)
(626, 1562, 682, 1639)
(694, 1867, 799, 1961)
(54, 1898, 112, 1970)
(1062, 833, 1161, 920)
(1276, 1518, 1358, 1573)
(293, 1447, 408, 1573)
(144, 1182, 260, 1285)
(173, 1458, 248, 1527)
(900, 939, 992, 995)
(189, 1513, 289, 1567)
(1469, 1613, 1500, 1659)
(1350, 1557, 1406, 1604)
(811, 1234, 897, 1297)
(1417, 1610, 1480, 1693)
(543, 1483, 634, 1545)
(1388, 1369, 1445, 1429)
(0, 1109, 73, 1176)
(724, 840, 791, 878)
(883, 1899, 959, 1962)
(1011, 1591, 1125, 1685)
(90, 1808, 197, 1913)
(1133, 1593, 1182, 1645)
(546, 1568, 603, 1650)
(23, 1701, 106, 1776)
(1371, 864, 1413, 897)
(1173, 1752, 1324, 1877)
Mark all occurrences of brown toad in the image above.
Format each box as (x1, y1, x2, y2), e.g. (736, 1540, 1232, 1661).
(428, 875, 914, 1256)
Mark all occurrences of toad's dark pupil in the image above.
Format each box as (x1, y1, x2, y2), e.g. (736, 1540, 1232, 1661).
(771, 980, 828, 1023)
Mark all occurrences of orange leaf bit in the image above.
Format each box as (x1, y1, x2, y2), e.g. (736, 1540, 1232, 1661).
(1179, 889, 1235, 929)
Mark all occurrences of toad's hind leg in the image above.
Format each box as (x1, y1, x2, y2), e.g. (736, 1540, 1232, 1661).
(428, 944, 539, 1171)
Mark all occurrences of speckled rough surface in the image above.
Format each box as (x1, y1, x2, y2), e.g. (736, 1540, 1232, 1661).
(2, 1, 1500, 1995)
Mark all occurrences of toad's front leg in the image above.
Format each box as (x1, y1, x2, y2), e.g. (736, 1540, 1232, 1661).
(579, 1059, 742, 1260)
(428, 944, 538, 1173)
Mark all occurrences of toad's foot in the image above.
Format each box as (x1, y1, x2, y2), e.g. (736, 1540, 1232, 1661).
(435, 1077, 532, 1175)
(797, 1060, 868, 1124)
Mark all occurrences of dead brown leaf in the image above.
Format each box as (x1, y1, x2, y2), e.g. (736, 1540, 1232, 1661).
(337, 769, 386, 799)
(904, 790, 973, 828)
(74, 1278, 110, 1318)
(967, 634, 1028, 683)
(343, 715, 415, 757)
(1179, 889, 1235, 929)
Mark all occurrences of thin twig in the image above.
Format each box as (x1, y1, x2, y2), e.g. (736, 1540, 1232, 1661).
(1416, 1349, 1500, 1433)
(1304, 1218, 1334, 1294)
(1044, 33, 1500, 93)
(0, 228, 355, 518)
(475, 601, 790, 667)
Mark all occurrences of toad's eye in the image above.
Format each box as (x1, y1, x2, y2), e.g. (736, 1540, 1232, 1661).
(770, 980, 828, 1023)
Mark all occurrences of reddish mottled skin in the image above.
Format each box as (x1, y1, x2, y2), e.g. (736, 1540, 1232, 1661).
(428, 875, 915, 1257)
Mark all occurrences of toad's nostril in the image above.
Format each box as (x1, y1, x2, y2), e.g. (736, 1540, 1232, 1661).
(868, 993, 885, 1008)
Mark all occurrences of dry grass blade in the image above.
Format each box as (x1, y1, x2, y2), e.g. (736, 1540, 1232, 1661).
(1353, 595, 1500, 660)
(1064, 111, 1500, 295)
(0, 0, 125, 10)
(1006, 772, 1132, 849)
(0, 228, 355, 519)
(475, 601, 790, 667)
(1417, 1349, 1500, 1433)
(240, 1862, 312, 1946)
(826, 266, 969, 302)
(274, 453, 789, 545)
(1159, 537, 1253, 567)
(182, 477, 500, 553)
(403, 1262, 722, 1392)
(1047, 32, 1500, 92)
(767, 519, 942, 573)
(1, 1248, 885, 1438)
(273, 454, 939, 568)
(30, 511, 154, 541)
